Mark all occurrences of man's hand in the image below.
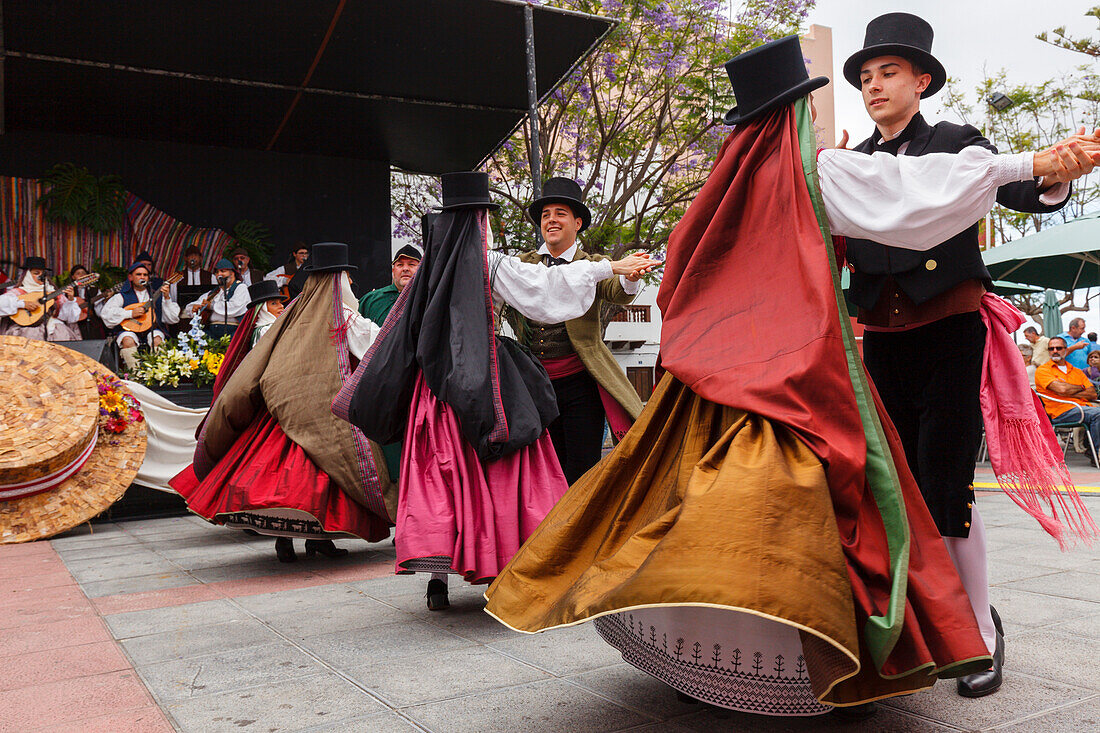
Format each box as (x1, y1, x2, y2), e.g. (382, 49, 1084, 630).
(63, 286, 75, 299)
(130, 304, 147, 318)
(1035, 126, 1100, 187)
(836, 129, 849, 150)
(160, 283, 172, 299)
(1068, 340, 1088, 353)
(610, 254, 660, 279)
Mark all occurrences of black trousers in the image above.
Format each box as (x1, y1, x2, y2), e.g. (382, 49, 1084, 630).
(547, 370, 606, 484)
(862, 311, 986, 538)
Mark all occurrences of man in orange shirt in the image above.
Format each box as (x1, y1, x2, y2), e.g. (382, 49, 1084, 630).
(1035, 336, 1100, 459)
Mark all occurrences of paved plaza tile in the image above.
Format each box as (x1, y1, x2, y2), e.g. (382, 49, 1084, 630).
(1, 484, 1098, 731)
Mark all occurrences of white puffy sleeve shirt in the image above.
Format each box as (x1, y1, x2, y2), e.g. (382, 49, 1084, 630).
(340, 255, 615, 358)
(817, 147, 1038, 251)
(487, 252, 614, 322)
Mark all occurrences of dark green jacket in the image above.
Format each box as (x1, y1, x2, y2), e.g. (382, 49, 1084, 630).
(358, 283, 402, 479)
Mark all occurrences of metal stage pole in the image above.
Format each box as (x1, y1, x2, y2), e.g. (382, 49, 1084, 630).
(524, 4, 542, 245)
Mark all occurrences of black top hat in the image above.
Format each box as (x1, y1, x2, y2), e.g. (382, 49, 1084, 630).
(843, 13, 946, 98)
(301, 242, 358, 273)
(440, 172, 499, 211)
(527, 177, 592, 232)
(392, 244, 423, 264)
(247, 279, 284, 308)
(19, 256, 50, 271)
(722, 36, 829, 126)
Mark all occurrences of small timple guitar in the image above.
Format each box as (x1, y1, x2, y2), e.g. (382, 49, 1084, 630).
(120, 272, 184, 332)
(8, 273, 100, 327)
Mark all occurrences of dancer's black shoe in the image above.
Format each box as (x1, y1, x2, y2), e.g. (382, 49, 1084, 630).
(304, 539, 349, 558)
(426, 579, 450, 610)
(957, 630, 1004, 697)
(274, 537, 296, 563)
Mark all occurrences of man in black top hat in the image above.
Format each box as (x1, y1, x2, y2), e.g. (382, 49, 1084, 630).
(842, 12, 1097, 699)
(508, 178, 646, 484)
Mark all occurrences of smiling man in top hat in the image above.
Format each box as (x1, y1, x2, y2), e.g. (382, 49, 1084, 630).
(842, 12, 1096, 698)
(507, 178, 646, 484)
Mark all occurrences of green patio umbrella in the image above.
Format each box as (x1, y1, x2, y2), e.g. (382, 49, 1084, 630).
(1042, 289, 1063, 335)
(983, 213, 1100, 291)
(990, 280, 1043, 297)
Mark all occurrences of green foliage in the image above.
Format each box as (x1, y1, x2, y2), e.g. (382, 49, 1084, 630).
(228, 219, 272, 270)
(1037, 6, 1100, 59)
(36, 163, 127, 234)
(90, 260, 128, 290)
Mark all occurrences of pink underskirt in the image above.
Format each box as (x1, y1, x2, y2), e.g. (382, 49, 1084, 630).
(395, 373, 569, 583)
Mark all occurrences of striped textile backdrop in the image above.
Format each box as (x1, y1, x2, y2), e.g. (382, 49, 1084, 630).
(0, 176, 236, 276)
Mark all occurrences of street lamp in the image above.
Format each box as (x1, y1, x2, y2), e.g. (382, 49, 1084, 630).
(988, 92, 1015, 111)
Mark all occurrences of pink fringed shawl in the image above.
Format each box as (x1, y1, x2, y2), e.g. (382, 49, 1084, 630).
(980, 293, 1098, 547)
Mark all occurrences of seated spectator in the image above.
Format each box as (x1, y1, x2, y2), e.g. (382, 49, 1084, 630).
(1023, 326, 1050, 365)
(1086, 351, 1100, 391)
(1018, 343, 1036, 386)
(1035, 337, 1100, 462)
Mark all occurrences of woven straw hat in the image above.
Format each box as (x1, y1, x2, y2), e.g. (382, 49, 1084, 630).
(0, 335, 147, 543)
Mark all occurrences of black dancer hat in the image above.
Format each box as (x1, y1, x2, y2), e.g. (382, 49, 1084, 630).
(301, 242, 358, 273)
(19, 256, 50, 271)
(440, 172, 499, 211)
(843, 13, 946, 98)
(526, 177, 592, 232)
(722, 35, 829, 126)
(247, 279, 284, 308)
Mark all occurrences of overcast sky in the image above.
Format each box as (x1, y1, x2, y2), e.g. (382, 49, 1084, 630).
(803, 0, 1097, 140)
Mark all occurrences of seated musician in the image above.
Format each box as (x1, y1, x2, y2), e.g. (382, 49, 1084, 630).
(68, 264, 106, 340)
(101, 261, 180, 371)
(0, 256, 81, 341)
(183, 258, 250, 339)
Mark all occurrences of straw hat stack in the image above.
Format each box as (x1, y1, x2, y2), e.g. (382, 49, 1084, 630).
(0, 335, 147, 543)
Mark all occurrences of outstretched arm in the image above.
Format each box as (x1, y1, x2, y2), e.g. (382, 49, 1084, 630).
(818, 142, 1100, 250)
(488, 252, 655, 323)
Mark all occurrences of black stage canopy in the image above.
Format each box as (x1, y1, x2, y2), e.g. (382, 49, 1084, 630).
(0, 0, 614, 173)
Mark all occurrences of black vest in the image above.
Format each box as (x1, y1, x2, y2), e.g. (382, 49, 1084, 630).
(845, 114, 1069, 310)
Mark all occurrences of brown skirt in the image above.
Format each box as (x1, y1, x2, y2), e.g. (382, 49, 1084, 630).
(485, 373, 990, 708)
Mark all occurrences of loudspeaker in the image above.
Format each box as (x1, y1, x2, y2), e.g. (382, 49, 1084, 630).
(55, 338, 112, 367)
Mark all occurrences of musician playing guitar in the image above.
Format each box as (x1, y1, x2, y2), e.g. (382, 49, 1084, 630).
(101, 261, 181, 371)
(183, 258, 249, 339)
(0, 256, 81, 341)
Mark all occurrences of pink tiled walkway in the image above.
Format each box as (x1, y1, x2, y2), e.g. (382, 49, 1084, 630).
(0, 541, 173, 733)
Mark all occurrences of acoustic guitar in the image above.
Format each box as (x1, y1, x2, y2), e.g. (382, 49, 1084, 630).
(119, 272, 184, 333)
(9, 273, 100, 327)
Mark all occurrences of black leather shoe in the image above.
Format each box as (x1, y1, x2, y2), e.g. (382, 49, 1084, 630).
(304, 539, 349, 558)
(426, 578, 450, 610)
(957, 631, 1004, 697)
(990, 605, 1004, 637)
(274, 537, 296, 563)
(830, 702, 878, 721)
